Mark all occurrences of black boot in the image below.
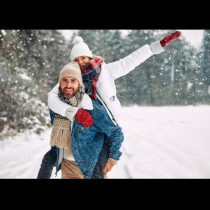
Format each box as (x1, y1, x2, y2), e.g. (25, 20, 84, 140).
(37, 146, 57, 179)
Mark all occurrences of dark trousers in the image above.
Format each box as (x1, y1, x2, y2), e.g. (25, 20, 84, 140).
(37, 137, 110, 179)
(91, 136, 110, 179)
(37, 146, 57, 179)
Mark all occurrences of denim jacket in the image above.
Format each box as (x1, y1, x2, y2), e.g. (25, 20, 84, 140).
(50, 99, 124, 179)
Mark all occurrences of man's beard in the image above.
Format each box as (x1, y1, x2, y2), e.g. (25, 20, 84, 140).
(58, 85, 85, 108)
(61, 87, 77, 98)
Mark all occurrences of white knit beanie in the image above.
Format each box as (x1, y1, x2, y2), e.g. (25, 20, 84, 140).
(59, 62, 83, 87)
(70, 36, 93, 61)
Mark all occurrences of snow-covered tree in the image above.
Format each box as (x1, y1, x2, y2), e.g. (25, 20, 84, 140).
(0, 30, 69, 139)
(200, 30, 210, 103)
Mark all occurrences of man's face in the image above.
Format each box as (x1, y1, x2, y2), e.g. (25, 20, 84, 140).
(60, 76, 80, 98)
(74, 56, 91, 68)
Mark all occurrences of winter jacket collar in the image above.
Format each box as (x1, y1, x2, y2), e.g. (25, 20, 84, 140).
(77, 93, 93, 110)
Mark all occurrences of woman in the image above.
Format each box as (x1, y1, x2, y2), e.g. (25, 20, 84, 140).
(37, 31, 181, 179)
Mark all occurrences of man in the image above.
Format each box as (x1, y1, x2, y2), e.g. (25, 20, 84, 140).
(40, 62, 124, 179)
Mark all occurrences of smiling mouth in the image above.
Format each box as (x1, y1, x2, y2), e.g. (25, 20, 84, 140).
(64, 88, 73, 93)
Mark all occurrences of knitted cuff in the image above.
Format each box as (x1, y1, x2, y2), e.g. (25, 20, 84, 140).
(150, 41, 165, 55)
(108, 158, 118, 165)
(65, 106, 79, 121)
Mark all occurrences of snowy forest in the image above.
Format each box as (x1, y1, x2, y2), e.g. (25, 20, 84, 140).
(0, 29, 210, 141)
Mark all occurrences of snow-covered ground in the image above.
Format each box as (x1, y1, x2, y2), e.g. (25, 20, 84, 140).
(1, 105, 210, 179)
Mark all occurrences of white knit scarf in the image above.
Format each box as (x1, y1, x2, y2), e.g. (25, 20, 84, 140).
(50, 86, 85, 156)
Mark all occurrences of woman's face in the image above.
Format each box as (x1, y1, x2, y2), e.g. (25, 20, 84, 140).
(74, 56, 91, 68)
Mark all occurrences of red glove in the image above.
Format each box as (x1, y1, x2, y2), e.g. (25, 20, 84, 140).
(75, 109, 94, 127)
(160, 31, 181, 48)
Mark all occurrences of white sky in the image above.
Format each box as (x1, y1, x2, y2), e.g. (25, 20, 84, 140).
(179, 30, 204, 48)
(60, 30, 204, 49)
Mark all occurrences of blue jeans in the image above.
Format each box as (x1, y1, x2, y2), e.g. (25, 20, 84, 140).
(37, 137, 110, 179)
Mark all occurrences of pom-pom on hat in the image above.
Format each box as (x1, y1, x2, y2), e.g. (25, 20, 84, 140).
(70, 36, 93, 61)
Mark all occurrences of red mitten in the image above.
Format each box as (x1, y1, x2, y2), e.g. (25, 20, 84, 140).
(160, 31, 181, 47)
(74, 109, 94, 127)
